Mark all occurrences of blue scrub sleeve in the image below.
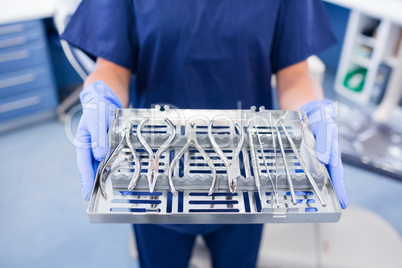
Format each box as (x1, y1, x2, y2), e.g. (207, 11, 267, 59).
(60, 0, 137, 73)
(270, 0, 336, 73)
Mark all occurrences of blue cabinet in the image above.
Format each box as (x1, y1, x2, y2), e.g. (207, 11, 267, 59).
(0, 19, 58, 128)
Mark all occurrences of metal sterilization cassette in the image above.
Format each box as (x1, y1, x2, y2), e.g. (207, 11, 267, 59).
(88, 106, 342, 224)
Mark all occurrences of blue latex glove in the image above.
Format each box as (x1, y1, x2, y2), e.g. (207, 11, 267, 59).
(299, 99, 349, 209)
(74, 81, 122, 201)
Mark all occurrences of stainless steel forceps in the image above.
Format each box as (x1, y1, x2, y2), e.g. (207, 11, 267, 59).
(168, 123, 217, 195)
(98, 122, 141, 199)
(208, 120, 245, 193)
(137, 118, 176, 193)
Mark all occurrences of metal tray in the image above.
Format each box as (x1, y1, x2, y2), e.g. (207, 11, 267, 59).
(88, 106, 342, 223)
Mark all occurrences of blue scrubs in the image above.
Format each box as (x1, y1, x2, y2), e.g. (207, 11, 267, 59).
(62, 1, 335, 267)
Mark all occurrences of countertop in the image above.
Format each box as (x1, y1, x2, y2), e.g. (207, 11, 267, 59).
(0, 0, 59, 25)
(325, 0, 402, 25)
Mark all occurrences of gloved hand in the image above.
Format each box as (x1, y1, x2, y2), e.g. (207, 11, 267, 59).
(74, 81, 122, 201)
(299, 99, 349, 209)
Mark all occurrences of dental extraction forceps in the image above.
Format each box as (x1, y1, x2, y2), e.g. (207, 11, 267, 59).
(279, 115, 327, 206)
(253, 116, 280, 207)
(137, 118, 176, 193)
(168, 123, 217, 195)
(208, 120, 245, 193)
(98, 122, 141, 199)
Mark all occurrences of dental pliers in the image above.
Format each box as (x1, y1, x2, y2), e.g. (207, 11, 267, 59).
(137, 118, 176, 193)
(208, 120, 245, 193)
(168, 123, 217, 195)
(99, 122, 141, 199)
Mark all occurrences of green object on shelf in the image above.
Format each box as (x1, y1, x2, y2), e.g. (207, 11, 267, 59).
(343, 68, 367, 92)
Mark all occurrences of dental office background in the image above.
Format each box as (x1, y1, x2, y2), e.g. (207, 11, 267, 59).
(0, 0, 402, 267)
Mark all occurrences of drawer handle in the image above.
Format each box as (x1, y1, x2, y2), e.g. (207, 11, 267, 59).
(0, 36, 27, 49)
(0, 24, 24, 35)
(0, 50, 30, 63)
(0, 96, 41, 113)
(0, 74, 36, 89)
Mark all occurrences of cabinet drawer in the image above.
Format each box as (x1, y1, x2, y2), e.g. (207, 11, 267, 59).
(0, 21, 44, 54)
(0, 29, 44, 53)
(0, 89, 57, 122)
(0, 20, 42, 37)
(0, 45, 48, 72)
(0, 20, 42, 41)
(0, 65, 53, 98)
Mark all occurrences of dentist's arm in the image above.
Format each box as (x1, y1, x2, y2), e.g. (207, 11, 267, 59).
(276, 60, 323, 110)
(84, 57, 131, 107)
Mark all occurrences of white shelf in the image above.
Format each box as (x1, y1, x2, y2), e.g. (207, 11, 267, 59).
(356, 34, 377, 48)
(326, 0, 402, 123)
(351, 55, 371, 69)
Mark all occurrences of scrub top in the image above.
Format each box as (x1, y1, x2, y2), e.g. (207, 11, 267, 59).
(61, 0, 336, 110)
